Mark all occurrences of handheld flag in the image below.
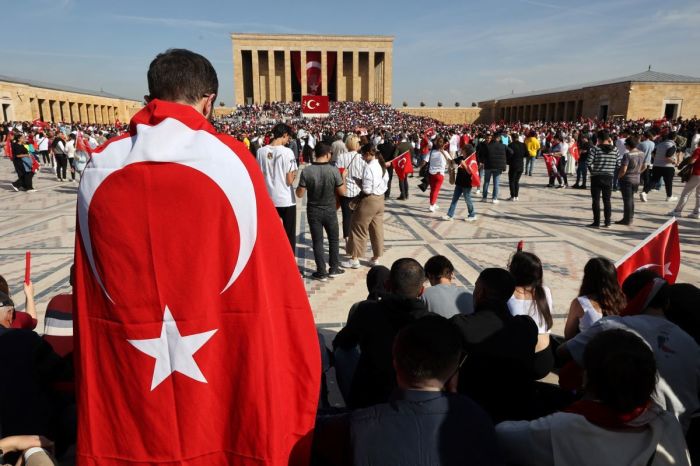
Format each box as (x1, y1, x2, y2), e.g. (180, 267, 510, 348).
(391, 151, 414, 180)
(615, 218, 680, 285)
(24, 251, 31, 285)
(462, 154, 481, 188)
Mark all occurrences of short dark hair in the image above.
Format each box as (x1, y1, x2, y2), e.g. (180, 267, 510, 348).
(621, 269, 669, 310)
(476, 268, 515, 303)
(272, 123, 292, 140)
(424, 255, 454, 280)
(624, 136, 639, 148)
(147, 49, 218, 104)
(584, 329, 657, 412)
(597, 130, 611, 142)
(393, 315, 462, 384)
(389, 258, 425, 298)
(314, 142, 332, 159)
(666, 283, 700, 345)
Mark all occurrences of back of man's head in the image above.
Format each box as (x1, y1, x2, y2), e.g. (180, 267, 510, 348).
(314, 142, 331, 159)
(584, 329, 657, 413)
(389, 258, 425, 299)
(272, 123, 292, 140)
(475, 268, 515, 305)
(424, 255, 454, 281)
(393, 315, 462, 387)
(597, 130, 611, 143)
(147, 49, 218, 104)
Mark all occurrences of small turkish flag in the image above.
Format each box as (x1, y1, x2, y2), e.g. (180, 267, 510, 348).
(391, 151, 413, 180)
(569, 142, 580, 162)
(543, 154, 557, 177)
(3, 137, 12, 159)
(301, 95, 329, 115)
(461, 154, 481, 188)
(74, 100, 319, 465)
(615, 218, 681, 285)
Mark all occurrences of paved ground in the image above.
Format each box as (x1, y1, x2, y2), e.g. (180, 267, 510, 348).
(2, 158, 699, 336)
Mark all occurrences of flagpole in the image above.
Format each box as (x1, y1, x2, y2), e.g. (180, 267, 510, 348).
(614, 217, 677, 267)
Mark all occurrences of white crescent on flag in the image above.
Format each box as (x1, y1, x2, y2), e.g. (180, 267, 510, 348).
(78, 117, 257, 302)
(397, 157, 406, 169)
(305, 99, 320, 110)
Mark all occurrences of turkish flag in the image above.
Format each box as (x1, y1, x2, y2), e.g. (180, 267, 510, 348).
(462, 154, 481, 188)
(3, 137, 12, 158)
(543, 154, 557, 177)
(76, 132, 92, 155)
(615, 218, 681, 285)
(569, 142, 580, 161)
(391, 151, 413, 180)
(74, 100, 320, 465)
(32, 118, 49, 128)
(301, 95, 329, 115)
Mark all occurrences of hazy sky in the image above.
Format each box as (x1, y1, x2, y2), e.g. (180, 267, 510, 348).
(3, 0, 699, 107)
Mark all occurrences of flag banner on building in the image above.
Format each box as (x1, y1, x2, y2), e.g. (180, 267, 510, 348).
(462, 154, 481, 188)
(391, 151, 413, 180)
(615, 217, 680, 285)
(74, 99, 320, 465)
(301, 95, 330, 116)
(291, 51, 336, 96)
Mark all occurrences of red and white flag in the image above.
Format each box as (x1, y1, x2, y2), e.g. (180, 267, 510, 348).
(3, 137, 12, 159)
(569, 142, 580, 162)
(74, 100, 320, 465)
(301, 95, 329, 115)
(543, 154, 558, 177)
(461, 153, 481, 188)
(391, 150, 413, 180)
(615, 218, 681, 285)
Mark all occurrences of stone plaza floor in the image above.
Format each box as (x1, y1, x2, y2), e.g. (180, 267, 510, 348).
(1, 158, 698, 336)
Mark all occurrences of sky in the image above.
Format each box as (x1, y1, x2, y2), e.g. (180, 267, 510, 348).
(2, 0, 700, 108)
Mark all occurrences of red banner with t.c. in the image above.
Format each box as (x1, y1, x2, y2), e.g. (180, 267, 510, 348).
(291, 51, 336, 96)
(301, 95, 330, 116)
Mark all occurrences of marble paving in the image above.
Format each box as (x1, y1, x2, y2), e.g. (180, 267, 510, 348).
(1, 158, 698, 337)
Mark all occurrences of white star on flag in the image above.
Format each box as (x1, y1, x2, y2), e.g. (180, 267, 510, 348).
(128, 306, 217, 391)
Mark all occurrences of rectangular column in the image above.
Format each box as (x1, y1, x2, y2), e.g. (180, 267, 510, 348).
(336, 51, 344, 101)
(300, 50, 307, 96)
(368, 51, 375, 102)
(233, 48, 244, 105)
(321, 50, 328, 97)
(352, 50, 359, 101)
(284, 49, 292, 102)
(268, 51, 276, 102)
(251, 49, 260, 104)
(383, 49, 393, 105)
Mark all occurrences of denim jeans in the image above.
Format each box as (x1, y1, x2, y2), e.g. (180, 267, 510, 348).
(482, 169, 501, 199)
(525, 156, 535, 176)
(447, 185, 475, 218)
(307, 207, 339, 274)
(619, 179, 638, 222)
(576, 159, 588, 186)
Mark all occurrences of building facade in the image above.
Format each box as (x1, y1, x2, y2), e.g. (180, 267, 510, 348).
(0, 75, 142, 124)
(232, 33, 393, 105)
(478, 71, 700, 123)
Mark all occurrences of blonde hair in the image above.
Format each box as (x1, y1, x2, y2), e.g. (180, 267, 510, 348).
(346, 135, 360, 152)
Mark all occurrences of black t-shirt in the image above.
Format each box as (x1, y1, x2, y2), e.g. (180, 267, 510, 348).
(11, 142, 28, 156)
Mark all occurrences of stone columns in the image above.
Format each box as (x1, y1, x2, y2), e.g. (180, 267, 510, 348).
(321, 50, 328, 97)
(337, 51, 344, 101)
(300, 50, 307, 96)
(284, 49, 292, 102)
(233, 48, 244, 106)
(383, 49, 393, 105)
(368, 51, 375, 102)
(251, 50, 260, 104)
(268, 51, 276, 102)
(352, 50, 359, 101)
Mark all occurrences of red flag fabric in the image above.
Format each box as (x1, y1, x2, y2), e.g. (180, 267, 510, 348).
(615, 218, 681, 285)
(569, 142, 580, 161)
(391, 151, 413, 180)
(3, 138, 12, 159)
(31, 156, 40, 173)
(74, 99, 320, 465)
(32, 118, 49, 128)
(542, 154, 557, 177)
(76, 132, 92, 155)
(301, 95, 329, 115)
(462, 154, 481, 188)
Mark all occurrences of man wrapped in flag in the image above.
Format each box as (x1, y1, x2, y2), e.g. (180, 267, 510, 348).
(74, 49, 320, 465)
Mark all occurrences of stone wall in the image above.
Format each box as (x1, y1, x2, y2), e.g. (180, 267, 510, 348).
(627, 83, 700, 119)
(0, 80, 142, 124)
(397, 107, 482, 124)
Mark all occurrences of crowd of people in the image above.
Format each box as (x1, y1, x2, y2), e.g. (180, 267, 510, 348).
(1, 49, 699, 464)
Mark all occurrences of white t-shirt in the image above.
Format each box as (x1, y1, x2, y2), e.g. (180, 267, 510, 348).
(424, 149, 448, 175)
(507, 286, 553, 334)
(449, 134, 460, 153)
(256, 144, 297, 207)
(336, 151, 365, 198)
(65, 140, 76, 158)
(37, 136, 49, 151)
(361, 158, 388, 195)
(565, 314, 700, 432)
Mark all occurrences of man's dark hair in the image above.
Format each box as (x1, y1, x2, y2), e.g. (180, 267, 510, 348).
(271, 123, 292, 140)
(643, 130, 654, 140)
(666, 283, 700, 345)
(389, 258, 425, 298)
(393, 315, 462, 384)
(147, 49, 218, 104)
(314, 142, 332, 159)
(584, 329, 657, 412)
(476, 268, 515, 302)
(597, 130, 611, 142)
(424, 255, 454, 280)
(624, 136, 639, 148)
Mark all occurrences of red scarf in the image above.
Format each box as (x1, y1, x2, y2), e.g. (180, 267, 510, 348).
(564, 399, 650, 429)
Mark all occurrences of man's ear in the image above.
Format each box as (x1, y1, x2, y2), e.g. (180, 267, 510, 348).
(143, 95, 151, 104)
(203, 94, 216, 119)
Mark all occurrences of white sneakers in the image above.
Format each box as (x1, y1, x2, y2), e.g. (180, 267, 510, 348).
(689, 212, 700, 219)
(429, 204, 436, 212)
(369, 258, 381, 267)
(640, 192, 647, 202)
(442, 215, 454, 221)
(465, 216, 477, 222)
(341, 259, 361, 269)
(492, 199, 500, 204)
(667, 196, 678, 202)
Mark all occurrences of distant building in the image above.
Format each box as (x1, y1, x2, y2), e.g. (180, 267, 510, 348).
(478, 70, 700, 123)
(0, 75, 142, 124)
(231, 33, 394, 105)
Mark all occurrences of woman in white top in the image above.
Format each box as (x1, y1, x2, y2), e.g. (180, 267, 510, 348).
(65, 134, 77, 182)
(343, 144, 388, 269)
(507, 251, 554, 379)
(564, 257, 626, 340)
(420, 136, 450, 212)
(336, 135, 365, 251)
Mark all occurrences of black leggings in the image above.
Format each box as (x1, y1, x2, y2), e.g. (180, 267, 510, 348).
(55, 154, 68, 180)
(644, 166, 675, 197)
(533, 345, 555, 380)
(339, 196, 353, 239)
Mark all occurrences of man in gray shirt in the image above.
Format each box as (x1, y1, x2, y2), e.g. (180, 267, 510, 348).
(296, 142, 346, 281)
(421, 255, 474, 318)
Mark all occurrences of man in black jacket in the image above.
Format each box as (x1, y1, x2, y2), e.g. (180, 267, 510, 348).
(450, 268, 538, 422)
(481, 134, 508, 204)
(333, 258, 429, 409)
(507, 134, 527, 201)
